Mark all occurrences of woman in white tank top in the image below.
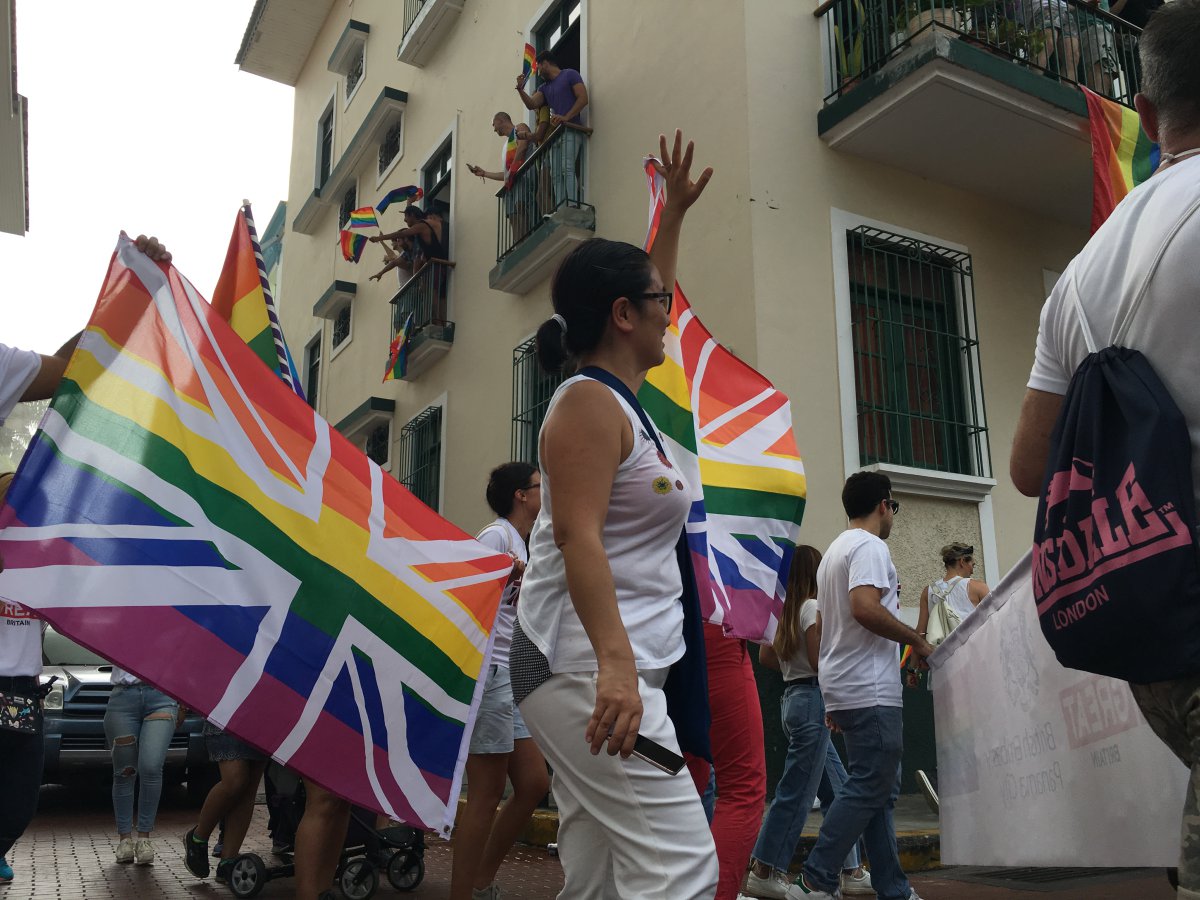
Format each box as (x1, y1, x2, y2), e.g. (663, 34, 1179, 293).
(511, 132, 719, 900)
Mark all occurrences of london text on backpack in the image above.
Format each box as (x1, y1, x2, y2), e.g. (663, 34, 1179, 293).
(1033, 292, 1200, 683)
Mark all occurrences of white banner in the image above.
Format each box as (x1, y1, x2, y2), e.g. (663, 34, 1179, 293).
(929, 551, 1187, 867)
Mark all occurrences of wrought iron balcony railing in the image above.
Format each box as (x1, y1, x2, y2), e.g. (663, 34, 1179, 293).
(494, 123, 593, 262)
(815, 0, 1143, 107)
(389, 259, 455, 344)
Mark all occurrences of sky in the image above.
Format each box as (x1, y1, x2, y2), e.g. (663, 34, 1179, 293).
(0, 1, 294, 352)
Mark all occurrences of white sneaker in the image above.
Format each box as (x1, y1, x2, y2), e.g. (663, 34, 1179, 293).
(907, 891, 923, 900)
(784, 875, 840, 900)
(134, 839, 154, 865)
(744, 868, 795, 899)
(115, 838, 135, 864)
(840, 867, 874, 895)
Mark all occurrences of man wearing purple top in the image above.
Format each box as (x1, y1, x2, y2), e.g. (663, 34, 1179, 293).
(516, 49, 589, 207)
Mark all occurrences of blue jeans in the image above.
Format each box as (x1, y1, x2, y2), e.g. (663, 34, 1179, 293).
(103, 684, 178, 835)
(802, 705, 910, 900)
(752, 684, 859, 872)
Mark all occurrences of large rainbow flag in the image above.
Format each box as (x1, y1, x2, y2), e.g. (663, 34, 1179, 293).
(211, 205, 304, 398)
(0, 236, 512, 832)
(1082, 87, 1160, 232)
(638, 161, 806, 643)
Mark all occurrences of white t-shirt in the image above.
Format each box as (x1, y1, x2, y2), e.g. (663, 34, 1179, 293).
(519, 375, 689, 673)
(0, 598, 43, 677)
(817, 529, 902, 712)
(0, 343, 42, 425)
(475, 517, 526, 669)
(1029, 155, 1200, 506)
(110, 666, 141, 686)
(778, 597, 819, 681)
(928, 577, 975, 621)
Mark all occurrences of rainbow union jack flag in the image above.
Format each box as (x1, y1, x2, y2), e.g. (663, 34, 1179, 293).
(639, 161, 806, 643)
(0, 237, 511, 831)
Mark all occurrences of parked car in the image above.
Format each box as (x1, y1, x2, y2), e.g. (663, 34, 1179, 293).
(40, 626, 217, 802)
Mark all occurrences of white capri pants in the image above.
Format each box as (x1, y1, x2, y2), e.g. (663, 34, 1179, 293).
(519, 668, 718, 900)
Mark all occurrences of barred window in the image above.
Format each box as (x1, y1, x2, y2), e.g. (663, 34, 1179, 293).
(331, 304, 351, 349)
(318, 106, 334, 188)
(365, 422, 390, 467)
(339, 185, 357, 230)
(511, 337, 564, 465)
(378, 119, 403, 176)
(304, 335, 321, 409)
(345, 47, 364, 99)
(847, 226, 990, 477)
(400, 405, 442, 509)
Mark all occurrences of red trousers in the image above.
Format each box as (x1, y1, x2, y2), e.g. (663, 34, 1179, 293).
(686, 622, 767, 900)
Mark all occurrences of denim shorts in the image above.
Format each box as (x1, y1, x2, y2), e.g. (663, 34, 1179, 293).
(469, 665, 531, 755)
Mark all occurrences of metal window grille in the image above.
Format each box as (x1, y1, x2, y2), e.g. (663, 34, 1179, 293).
(318, 109, 334, 187)
(400, 406, 442, 509)
(339, 186, 357, 230)
(511, 338, 564, 465)
(332, 304, 351, 348)
(847, 226, 990, 477)
(391, 260, 452, 341)
(345, 48, 364, 99)
(403, 0, 427, 37)
(365, 422, 390, 467)
(305, 338, 320, 409)
(378, 119, 403, 176)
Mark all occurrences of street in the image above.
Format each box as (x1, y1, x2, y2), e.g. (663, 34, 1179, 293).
(0, 780, 1178, 899)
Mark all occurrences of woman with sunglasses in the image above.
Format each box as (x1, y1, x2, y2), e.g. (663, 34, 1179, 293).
(915, 543, 990, 646)
(511, 131, 717, 899)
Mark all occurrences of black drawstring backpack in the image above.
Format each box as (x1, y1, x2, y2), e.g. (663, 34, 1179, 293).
(1033, 290, 1200, 683)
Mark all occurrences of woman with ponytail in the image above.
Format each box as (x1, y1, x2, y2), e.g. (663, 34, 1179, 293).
(745, 547, 874, 899)
(511, 131, 717, 899)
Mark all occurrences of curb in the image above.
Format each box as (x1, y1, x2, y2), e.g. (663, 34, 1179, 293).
(455, 800, 942, 873)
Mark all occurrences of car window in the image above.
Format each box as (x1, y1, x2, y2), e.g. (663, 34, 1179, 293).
(42, 628, 108, 666)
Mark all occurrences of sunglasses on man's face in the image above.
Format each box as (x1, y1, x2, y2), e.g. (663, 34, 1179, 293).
(886, 499, 900, 514)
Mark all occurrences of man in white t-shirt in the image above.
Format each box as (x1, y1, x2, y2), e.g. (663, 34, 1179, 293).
(795, 472, 933, 900)
(1011, 3, 1200, 893)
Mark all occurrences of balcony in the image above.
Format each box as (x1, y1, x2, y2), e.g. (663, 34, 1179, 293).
(389, 260, 456, 381)
(396, 0, 465, 68)
(489, 124, 596, 295)
(815, 0, 1142, 227)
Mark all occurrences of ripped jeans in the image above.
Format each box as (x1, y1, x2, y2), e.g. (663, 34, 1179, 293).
(103, 684, 178, 835)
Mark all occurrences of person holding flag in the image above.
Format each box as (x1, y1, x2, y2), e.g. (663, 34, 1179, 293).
(468, 112, 534, 235)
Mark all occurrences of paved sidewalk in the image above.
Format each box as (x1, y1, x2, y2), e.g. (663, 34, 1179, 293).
(1, 781, 1179, 899)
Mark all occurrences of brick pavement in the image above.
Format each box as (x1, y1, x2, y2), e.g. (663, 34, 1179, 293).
(1, 780, 1179, 899)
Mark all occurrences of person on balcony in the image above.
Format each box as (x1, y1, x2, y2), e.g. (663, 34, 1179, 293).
(515, 51, 589, 209)
(1015, 0, 1082, 84)
(468, 112, 533, 237)
(369, 207, 449, 319)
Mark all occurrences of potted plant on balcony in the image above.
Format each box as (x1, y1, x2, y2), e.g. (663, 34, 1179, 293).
(835, 0, 868, 93)
(905, 0, 961, 46)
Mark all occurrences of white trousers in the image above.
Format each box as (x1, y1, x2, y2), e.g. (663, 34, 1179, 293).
(520, 669, 718, 900)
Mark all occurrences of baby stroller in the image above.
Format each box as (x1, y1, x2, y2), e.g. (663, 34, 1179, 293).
(225, 765, 426, 899)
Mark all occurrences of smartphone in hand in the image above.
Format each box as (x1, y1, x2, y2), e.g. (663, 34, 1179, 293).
(630, 735, 686, 775)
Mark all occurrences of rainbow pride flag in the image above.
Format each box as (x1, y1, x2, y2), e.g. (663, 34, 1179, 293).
(211, 205, 304, 399)
(638, 161, 806, 643)
(0, 236, 511, 830)
(383, 312, 416, 383)
(340, 230, 367, 263)
(522, 42, 536, 80)
(1083, 87, 1160, 232)
(376, 185, 424, 215)
(348, 206, 380, 230)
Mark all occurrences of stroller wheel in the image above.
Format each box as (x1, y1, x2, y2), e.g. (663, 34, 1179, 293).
(228, 854, 268, 899)
(338, 858, 379, 900)
(387, 851, 425, 891)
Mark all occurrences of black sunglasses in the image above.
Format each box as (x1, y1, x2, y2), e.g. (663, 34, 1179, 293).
(886, 499, 900, 514)
(634, 290, 673, 314)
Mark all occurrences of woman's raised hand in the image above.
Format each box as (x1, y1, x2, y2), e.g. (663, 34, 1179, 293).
(652, 129, 713, 216)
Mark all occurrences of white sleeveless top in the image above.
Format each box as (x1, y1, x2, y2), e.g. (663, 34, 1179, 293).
(518, 374, 690, 673)
(929, 577, 975, 621)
